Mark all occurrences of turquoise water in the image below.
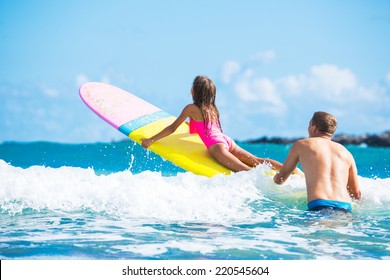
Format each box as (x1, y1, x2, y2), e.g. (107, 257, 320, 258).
(0, 141, 389, 259)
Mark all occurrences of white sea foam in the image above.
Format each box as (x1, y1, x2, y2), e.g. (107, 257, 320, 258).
(0, 160, 389, 221)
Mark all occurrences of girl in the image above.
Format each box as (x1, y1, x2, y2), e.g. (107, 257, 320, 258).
(141, 75, 283, 172)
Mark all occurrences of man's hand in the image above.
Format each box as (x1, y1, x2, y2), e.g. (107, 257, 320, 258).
(273, 173, 285, 185)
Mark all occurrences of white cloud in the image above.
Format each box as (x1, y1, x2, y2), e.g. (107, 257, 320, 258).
(253, 78, 276, 100)
(227, 61, 359, 102)
(307, 64, 357, 97)
(41, 84, 60, 98)
(221, 61, 240, 84)
(76, 74, 89, 87)
(274, 64, 359, 104)
(100, 75, 111, 84)
(277, 74, 306, 95)
(75, 73, 113, 86)
(278, 64, 358, 99)
(233, 75, 286, 116)
(278, 65, 359, 109)
(250, 50, 276, 63)
(218, 57, 389, 139)
(355, 85, 383, 102)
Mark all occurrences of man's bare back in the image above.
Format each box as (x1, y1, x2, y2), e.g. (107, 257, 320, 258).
(273, 112, 361, 211)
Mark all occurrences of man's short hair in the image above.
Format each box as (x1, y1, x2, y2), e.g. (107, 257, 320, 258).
(311, 111, 337, 136)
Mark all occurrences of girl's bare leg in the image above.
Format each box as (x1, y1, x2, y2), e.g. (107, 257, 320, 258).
(208, 144, 251, 172)
(230, 144, 283, 170)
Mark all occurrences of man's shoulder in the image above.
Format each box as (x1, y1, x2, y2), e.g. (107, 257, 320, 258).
(289, 138, 309, 153)
(293, 137, 330, 150)
(294, 138, 311, 147)
(329, 139, 350, 151)
(330, 140, 353, 156)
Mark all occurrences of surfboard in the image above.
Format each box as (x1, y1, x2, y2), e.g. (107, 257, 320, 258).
(79, 82, 232, 177)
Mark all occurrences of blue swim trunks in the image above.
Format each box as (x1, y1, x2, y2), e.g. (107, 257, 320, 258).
(308, 199, 352, 212)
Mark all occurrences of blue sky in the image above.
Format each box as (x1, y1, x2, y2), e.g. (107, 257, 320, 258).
(1, 0, 389, 143)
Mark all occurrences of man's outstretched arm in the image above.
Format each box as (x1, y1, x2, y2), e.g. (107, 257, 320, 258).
(274, 142, 300, 185)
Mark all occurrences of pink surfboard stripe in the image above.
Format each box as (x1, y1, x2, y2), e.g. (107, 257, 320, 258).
(79, 82, 160, 129)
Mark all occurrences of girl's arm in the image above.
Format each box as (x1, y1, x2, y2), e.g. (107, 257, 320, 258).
(141, 104, 194, 148)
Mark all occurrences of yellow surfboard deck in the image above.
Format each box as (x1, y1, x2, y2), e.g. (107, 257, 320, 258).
(80, 82, 232, 177)
(130, 117, 231, 177)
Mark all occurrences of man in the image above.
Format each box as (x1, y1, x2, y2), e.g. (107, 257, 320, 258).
(273, 111, 361, 211)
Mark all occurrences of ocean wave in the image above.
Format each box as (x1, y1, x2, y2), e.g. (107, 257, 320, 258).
(0, 160, 389, 219)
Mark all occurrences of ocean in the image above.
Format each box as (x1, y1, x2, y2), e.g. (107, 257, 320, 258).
(0, 141, 389, 260)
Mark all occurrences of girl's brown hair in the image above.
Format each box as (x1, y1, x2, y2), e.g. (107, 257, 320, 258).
(192, 75, 222, 131)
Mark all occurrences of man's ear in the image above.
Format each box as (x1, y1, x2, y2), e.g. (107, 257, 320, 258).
(312, 124, 319, 134)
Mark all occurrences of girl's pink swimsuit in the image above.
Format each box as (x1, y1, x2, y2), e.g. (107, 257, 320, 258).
(189, 119, 233, 151)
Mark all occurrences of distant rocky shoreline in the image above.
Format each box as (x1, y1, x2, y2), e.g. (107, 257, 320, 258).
(245, 131, 390, 147)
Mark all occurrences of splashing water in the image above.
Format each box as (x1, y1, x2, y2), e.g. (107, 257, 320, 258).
(0, 142, 389, 259)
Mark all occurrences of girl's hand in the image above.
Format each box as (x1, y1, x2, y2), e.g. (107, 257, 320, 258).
(141, 138, 153, 148)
